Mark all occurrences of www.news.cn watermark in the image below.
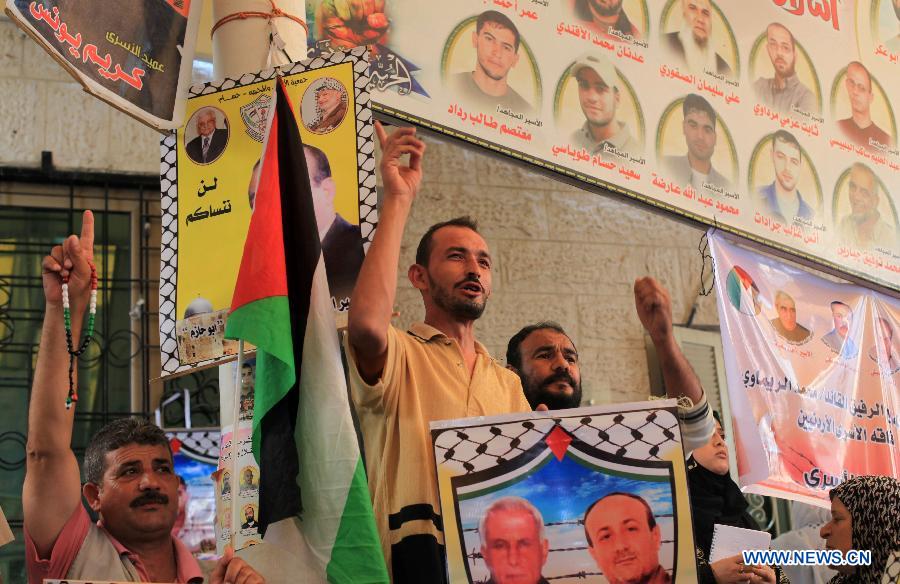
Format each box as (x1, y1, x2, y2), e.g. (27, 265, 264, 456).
(742, 550, 871, 566)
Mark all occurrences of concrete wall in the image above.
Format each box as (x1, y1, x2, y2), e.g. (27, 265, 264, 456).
(0, 14, 720, 403)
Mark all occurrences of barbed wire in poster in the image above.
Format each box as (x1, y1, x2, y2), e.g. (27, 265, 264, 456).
(430, 401, 698, 584)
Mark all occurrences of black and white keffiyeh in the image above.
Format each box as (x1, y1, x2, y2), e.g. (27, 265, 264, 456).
(827, 475, 900, 584)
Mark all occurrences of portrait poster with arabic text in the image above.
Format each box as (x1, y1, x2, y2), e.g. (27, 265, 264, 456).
(6, 0, 202, 129)
(157, 47, 377, 378)
(709, 231, 899, 507)
(214, 357, 261, 553)
(308, 0, 900, 291)
(431, 401, 697, 584)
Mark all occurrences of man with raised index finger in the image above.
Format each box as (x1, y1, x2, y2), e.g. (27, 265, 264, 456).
(346, 123, 531, 582)
(25, 210, 265, 584)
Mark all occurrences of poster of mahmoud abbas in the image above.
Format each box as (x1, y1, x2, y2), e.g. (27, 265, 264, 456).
(157, 47, 377, 378)
(708, 231, 900, 507)
(431, 401, 696, 584)
(306, 0, 899, 292)
(6, 0, 201, 129)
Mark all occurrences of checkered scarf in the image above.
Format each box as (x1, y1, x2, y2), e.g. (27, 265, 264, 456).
(828, 476, 900, 584)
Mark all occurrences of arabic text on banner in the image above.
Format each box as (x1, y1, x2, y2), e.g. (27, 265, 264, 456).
(709, 231, 899, 506)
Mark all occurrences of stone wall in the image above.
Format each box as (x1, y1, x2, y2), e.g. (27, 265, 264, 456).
(0, 14, 721, 403)
(0, 18, 161, 173)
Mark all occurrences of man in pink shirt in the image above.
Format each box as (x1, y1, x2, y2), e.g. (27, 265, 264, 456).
(25, 211, 264, 583)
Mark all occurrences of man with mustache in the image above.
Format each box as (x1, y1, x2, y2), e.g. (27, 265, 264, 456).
(756, 130, 815, 223)
(185, 108, 228, 165)
(663, 0, 733, 77)
(308, 80, 348, 134)
(572, 0, 641, 40)
(25, 211, 264, 582)
(480, 497, 550, 584)
(241, 506, 259, 530)
(752, 23, 816, 115)
(506, 277, 714, 451)
(821, 301, 858, 359)
(448, 10, 535, 115)
(346, 123, 531, 582)
(837, 163, 896, 252)
(583, 493, 670, 584)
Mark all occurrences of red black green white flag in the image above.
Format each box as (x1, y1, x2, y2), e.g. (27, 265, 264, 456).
(225, 77, 387, 583)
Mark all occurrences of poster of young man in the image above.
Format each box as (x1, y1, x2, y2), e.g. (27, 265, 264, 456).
(157, 47, 377, 378)
(5, 0, 201, 129)
(215, 357, 261, 553)
(431, 401, 697, 584)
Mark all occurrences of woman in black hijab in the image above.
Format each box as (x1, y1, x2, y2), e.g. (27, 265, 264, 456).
(688, 416, 785, 584)
(820, 475, 900, 583)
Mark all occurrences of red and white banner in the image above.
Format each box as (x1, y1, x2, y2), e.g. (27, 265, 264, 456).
(709, 231, 899, 506)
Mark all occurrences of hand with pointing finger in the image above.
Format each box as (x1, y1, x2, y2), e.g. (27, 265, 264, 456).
(42, 210, 95, 313)
(375, 120, 426, 203)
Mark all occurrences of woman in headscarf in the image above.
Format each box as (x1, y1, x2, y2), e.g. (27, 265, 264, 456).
(771, 502, 835, 584)
(819, 475, 900, 583)
(688, 415, 787, 584)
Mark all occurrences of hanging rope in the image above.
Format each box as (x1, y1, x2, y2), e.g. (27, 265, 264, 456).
(211, 0, 308, 38)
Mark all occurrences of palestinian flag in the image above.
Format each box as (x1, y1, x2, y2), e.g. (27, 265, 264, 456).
(225, 78, 388, 583)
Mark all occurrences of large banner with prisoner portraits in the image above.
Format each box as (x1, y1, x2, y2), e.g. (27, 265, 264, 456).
(306, 0, 900, 291)
(430, 401, 697, 584)
(709, 232, 899, 507)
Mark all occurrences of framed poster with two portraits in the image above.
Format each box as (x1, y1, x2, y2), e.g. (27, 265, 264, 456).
(430, 400, 697, 584)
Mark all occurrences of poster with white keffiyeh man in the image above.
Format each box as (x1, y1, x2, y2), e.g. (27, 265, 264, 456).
(708, 231, 900, 508)
(157, 46, 378, 379)
(430, 400, 697, 584)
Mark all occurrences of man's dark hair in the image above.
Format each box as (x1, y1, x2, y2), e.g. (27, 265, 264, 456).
(83, 417, 171, 484)
(415, 216, 480, 267)
(766, 22, 795, 50)
(583, 492, 657, 546)
(772, 129, 801, 161)
(476, 10, 521, 51)
(506, 321, 571, 370)
(682, 93, 716, 128)
(303, 144, 332, 185)
(830, 300, 851, 311)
